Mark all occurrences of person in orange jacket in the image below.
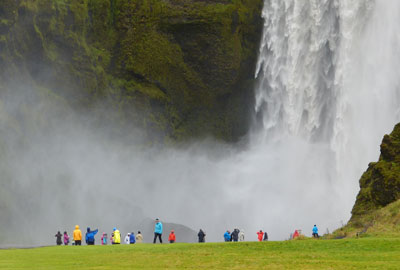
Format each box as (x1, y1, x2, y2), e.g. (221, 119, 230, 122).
(73, 225, 82, 246)
(168, 230, 176, 243)
(257, 230, 263, 242)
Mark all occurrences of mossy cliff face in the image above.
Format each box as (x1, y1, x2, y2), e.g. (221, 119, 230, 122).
(0, 0, 263, 142)
(351, 123, 400, 219)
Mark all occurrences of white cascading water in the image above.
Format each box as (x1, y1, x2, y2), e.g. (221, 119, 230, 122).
(251, 0, 400, 237)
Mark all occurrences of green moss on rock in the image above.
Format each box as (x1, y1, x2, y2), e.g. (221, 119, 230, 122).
(0, 0, 264, 142)
(351, 123, 400, 219)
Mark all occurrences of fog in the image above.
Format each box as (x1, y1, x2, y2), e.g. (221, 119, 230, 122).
(2, 0, 400, 246)
(0, 97, 344, 245)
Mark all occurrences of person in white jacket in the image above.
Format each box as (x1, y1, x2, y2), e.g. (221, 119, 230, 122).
(239, 230, 245, 241)
(124, 233, 131, 244)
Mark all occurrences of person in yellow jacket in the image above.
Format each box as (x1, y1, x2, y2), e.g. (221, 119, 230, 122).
(113, 227, 121, 244)
(73, 225, 82, 246)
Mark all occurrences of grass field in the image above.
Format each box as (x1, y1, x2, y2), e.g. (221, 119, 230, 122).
(335, 200, 400, 239)
(0, 238, 399, 269)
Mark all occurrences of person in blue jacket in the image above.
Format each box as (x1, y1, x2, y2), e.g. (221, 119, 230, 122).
(86, 227, 99, 245)
(312, 225, 319, 238)
(153, 218, 163, 244)
(224, 230, 231, 242)
(129, 232, 136, 244)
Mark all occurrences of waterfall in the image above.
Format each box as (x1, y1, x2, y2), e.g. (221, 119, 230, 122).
(254, 0, 375, 142)
(255, 0, 342, 142)
(251, 0, 400, 235)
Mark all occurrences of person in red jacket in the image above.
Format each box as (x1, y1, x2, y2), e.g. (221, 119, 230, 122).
(257, 230, 263, 242)
(168, 230, 176, 243)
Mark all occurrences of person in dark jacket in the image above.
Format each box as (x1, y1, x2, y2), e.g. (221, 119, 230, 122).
(263, 232, 268, 241)
(85, 227, 99, 245)
(198, 229, 206, 243)
(55, 231, 62, 245)
(232, 229, 239, 242)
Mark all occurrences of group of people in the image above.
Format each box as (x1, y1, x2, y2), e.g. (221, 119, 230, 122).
(55, 220, 320, 245)
(257, 230, 268, 242)
(99, 227, 144, 245)
(55, 219, 206, 245)
(54, 231, 69, 246)
(223, 229, 245, 242)
(154, 218, 205, 244)
(55, 225, 143, 246)
(291, 225, 319, 239)
(123, 232, 144, 244)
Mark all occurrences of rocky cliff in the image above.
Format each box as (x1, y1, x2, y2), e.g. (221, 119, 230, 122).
(351, 123, 400, 219)
(0, 0, 263, 142)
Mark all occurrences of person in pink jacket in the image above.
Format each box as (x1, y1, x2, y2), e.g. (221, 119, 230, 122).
(101, 232, 108, 245)
(63, 231, 70, 245)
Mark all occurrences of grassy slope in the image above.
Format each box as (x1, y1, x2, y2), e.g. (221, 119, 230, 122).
(334, 199, 400, 239)
(1, 239, 400, 269)
(337, 124, 400, 239)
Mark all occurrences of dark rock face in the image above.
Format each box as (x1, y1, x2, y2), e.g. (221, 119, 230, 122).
(0, 0, 264, 142)
(351, 123, 400, 219)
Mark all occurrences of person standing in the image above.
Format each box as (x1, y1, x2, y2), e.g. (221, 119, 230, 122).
(85, 227, 99, 245)
(312, 225, 319, 238)
(257, 230, 263, 242)
(198, 229, 206, 243)
(110, 232, 114, 244)
(124, 233, 130, 244)
(130, 232, 136, 244)
(113, 228, 121, 244)
(153, 218, 163, 244)
(239, 230, 245, 241)
(73, 225, 82, 246)
(55, 231, 62, 246)
(168, 230, 176, 243)
(63, 231, 70, 245)
(224, 230, 231, 242)
(263, 232, 268, 241)
(136, 231, 143, 243)
(231, 229, 239, 242)
(101, 233, 108, 245)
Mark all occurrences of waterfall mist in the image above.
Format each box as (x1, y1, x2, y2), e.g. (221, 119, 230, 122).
(1, 0, 400, 246)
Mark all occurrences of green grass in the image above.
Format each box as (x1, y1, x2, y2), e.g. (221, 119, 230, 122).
(335, 200, 400, 239)
(1, 238, 400, 269)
